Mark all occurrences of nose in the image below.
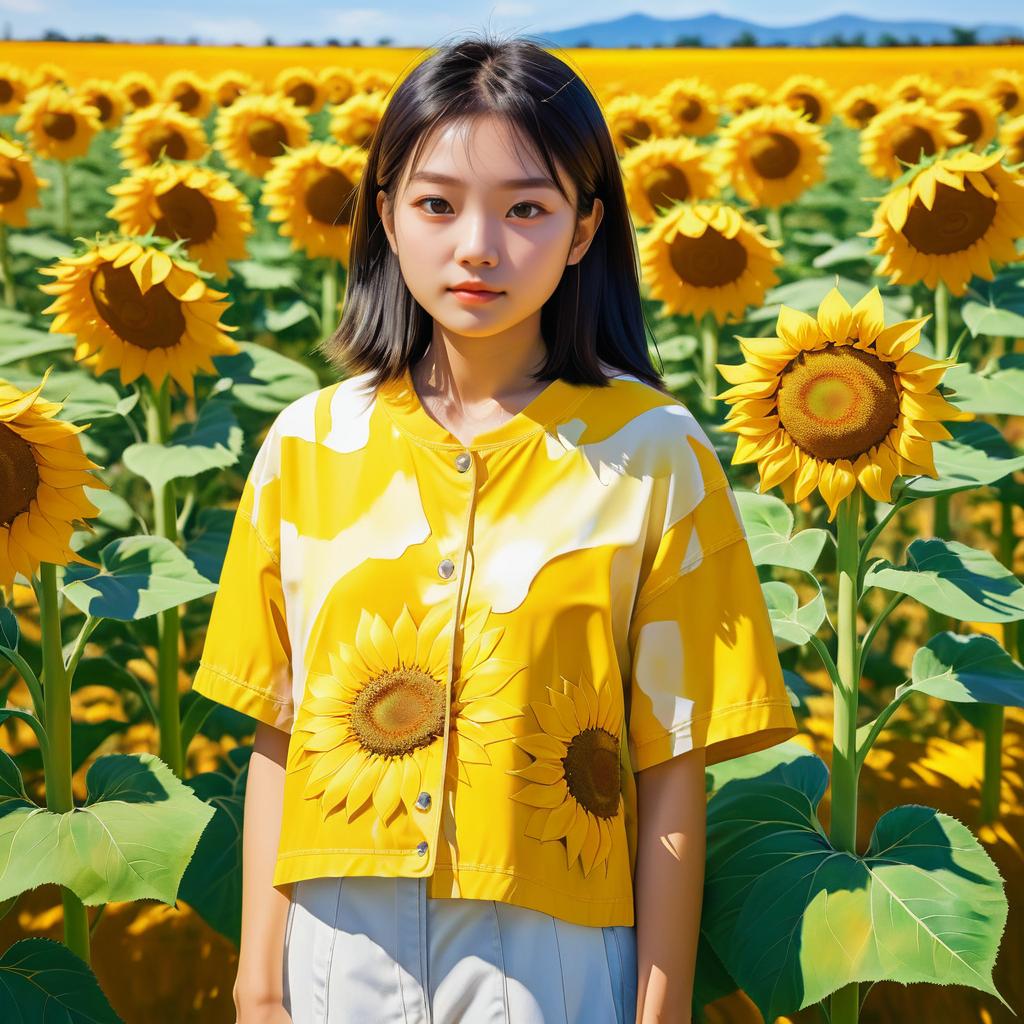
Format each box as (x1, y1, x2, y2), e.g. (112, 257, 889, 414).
(453, 206, 498, 266)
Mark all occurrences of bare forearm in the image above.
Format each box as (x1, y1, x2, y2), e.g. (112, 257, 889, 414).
(634, 747, 707, 1024)
(235, 720, 293, 1009)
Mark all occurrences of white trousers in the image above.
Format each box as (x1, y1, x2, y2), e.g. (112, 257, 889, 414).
(282, 875, 638, 1024)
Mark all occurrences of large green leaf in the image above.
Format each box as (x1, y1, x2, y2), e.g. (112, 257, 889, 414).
(179, 759, 250, 946)
(960, 267, 1024, 337)
(865, 539, 1024, 623)
(905, 632, 1024, 706)
(0, 938, 122, 1023)
(265, 299, 315, 333)
(211, 340, 320, 414)
(761, 581, 826, 649)
(122, 400, 244, 491)
(61, 535, 218, 620)
(943, 356, 1024, 415)
(703, 754, 1009, 1021)
(735, 491, 829, 572)
(231, 259, 298, 290)
(811, 236, 875, 269)
(900, 421, 1024, 498)
(0, 751, 215, 906)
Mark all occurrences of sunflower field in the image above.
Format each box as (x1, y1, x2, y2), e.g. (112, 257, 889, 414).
(0, 44, 1023, 1024)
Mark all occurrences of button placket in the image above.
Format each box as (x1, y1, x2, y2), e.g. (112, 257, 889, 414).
(420, 446, 477, 874)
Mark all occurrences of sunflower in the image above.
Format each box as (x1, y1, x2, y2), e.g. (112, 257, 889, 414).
(15, 85, 102, 161)
(273, 66, 325, 113)
(639, 202, 783, 324)
(38, 237, 240, 397)
(161, 70, 212, 120)
(0, 365, 108, 598)
(859, 100, 965, 180)
(76, 78, 128, 131)
(107, 163, 254, 279)
(859, 147, 1024, 297)
(934, 88, 1001, 151)
(0, 63, 30, 115)
(984, 68, 1024, 118)
(837, 84, 886, 129)
(723, 82, 768, 116)
(355, 68, 393, 94)
(29, 63, 66, 90)
(114, 102, 209, 170)
(717, 285, 970, 520)
(287, 603, 525, 829)
(772, 74, 833, 126)
(0, 137, 49, 227)
(318, 66, 356, 105)
(261, 141, 366, 262)
(714, 103, 830, 208)
(328, 90, 388, 151)
(507, 672, 623, 879)
(999, 115, 1024, 167)
(209, 69, 256, 108)
(888, 73, 942, 105)
(117, 71, 158, 111)
(214, 92, 311, 178)
(655, 77, 719, 137)
(620, 137, 719, 225)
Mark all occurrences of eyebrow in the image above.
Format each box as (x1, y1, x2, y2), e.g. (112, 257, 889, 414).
(408, 171, 558, 190)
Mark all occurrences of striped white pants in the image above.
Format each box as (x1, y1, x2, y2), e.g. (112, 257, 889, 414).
(282, 875, 638, 1023)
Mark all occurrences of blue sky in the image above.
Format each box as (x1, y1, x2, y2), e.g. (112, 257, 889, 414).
(1, 1, 1020, 47)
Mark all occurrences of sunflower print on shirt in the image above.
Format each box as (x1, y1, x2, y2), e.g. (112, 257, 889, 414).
(507, 672, 624, 879)
(288, 601, 525, 829)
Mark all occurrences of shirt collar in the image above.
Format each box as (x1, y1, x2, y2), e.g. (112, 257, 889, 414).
(377, 363, 593, 450)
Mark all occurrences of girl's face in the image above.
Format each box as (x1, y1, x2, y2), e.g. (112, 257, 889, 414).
(377, 113, 603, 342)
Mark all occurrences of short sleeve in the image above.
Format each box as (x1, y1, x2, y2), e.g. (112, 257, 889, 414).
(191, 421, 294, 733)
(626, 432, 798, 771)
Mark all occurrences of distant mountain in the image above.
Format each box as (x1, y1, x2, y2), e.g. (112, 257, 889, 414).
(534, 12, 1022, 48)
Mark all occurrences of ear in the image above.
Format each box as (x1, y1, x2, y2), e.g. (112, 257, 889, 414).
(377, 189, 398, 255)
(567, 197, 604, 267)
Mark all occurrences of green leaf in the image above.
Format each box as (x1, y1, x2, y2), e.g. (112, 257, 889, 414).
(265, 299, 314, 333)
(0, 938, 123, 1023)
(654, 333, 698, 363)
(60, 535, 218, 620)
(761, 581, 826, 649)
(0, 329, 75, 367)
(0, 751, 215, 906)
(735, 491, 829, 572)
(900, 421, 1024, 498)
(811, 236, 875, 269)
(0, 369, 125, 423)
(745, 277, 908, 325)
(906, 632, 1024, 706)
(943, 356, 1024, 415)
(211, 340, 321, 414)
(179, 759, 249, 945)
(10, 233, 75, 260)
(123, 400, 244, 491)
(231, 259, 298, 290)
(703, 754, 1010, 1021)
(0, 607, 18, 651)
(865, 539, 1024, 623)
(961, 267, 1024, 337)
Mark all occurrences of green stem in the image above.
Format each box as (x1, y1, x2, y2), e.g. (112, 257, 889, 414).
(0, 645, 45, 724)
(64, 614, 99, 684)
(58, 161, 71, 238)
(144, 377, 183, 778)
(978, 499, 1018, 825)
(321, 257, 339, 341)
(830, 489, 861, 1024)
(38, 562, 90, 964)
(0, 220, 15, 308)
(765, 206, 783, 243)
(933, 280, 949, 360)
(858, 591, 907, 678)
(928, 492, 952, 636)
(856, 689, 913, 771)
(857, 496, 911, 591)
(699, 312, 719, 417)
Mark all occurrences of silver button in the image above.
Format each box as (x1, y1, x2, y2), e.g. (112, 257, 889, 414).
(438, 558, 455, 579)
(455, 451, 472, 472)
(415, 791, 431, 810)
(416, 840, 429, 856)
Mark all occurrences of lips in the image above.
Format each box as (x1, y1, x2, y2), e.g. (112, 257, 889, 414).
(449, 284, 502, 294)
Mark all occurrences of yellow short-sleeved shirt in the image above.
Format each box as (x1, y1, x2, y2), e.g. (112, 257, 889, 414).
(192, 365, 798, 927)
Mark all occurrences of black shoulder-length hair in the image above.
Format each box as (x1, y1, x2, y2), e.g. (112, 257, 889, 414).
(314, 31, 669, 396)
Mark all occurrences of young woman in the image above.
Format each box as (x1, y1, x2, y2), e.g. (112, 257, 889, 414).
(193, 33, 798, 1024)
